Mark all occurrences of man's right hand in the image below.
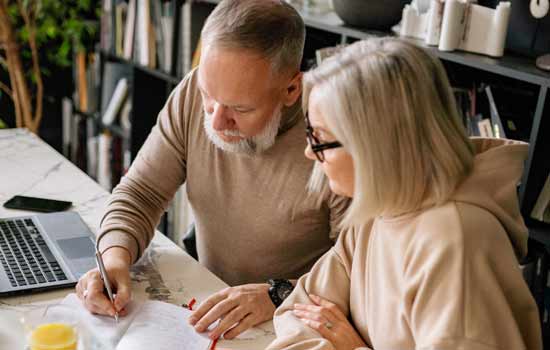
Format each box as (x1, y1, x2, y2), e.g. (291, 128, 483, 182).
(75, 247, 132, 317)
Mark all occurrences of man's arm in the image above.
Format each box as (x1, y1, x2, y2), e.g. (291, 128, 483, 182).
(97, 74, 194, 262)
(76, 71, 197, 316)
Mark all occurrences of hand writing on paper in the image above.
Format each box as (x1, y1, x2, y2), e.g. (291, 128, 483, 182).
(188, 283, 275, 340)
(75, 247, 132, 317)
(293, 295, 367, 350)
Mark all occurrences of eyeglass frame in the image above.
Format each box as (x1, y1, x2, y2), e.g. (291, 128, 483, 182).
(305, 112, 342, 162)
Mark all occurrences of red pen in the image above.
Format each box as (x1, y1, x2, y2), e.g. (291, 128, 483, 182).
(182, 297, 197, 310)
(209, 337, 218, 350)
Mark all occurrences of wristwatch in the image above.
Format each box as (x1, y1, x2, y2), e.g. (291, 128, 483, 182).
(267, 279, 294, 307)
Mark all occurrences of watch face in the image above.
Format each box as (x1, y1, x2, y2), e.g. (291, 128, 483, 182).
(277, 285, 293, 300)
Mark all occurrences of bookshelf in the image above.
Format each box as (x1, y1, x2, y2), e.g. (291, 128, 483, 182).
(83, 0, 549, 243)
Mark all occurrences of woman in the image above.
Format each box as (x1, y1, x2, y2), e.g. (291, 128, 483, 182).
(267, 38, 542, 350)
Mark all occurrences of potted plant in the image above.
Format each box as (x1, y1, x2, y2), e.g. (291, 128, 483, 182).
(0, 0, 100, 134)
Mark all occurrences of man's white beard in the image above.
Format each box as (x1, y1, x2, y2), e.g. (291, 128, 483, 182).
(203, 108, 282, 155)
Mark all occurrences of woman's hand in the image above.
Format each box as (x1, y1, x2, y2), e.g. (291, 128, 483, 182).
(293, 294, 367, 350)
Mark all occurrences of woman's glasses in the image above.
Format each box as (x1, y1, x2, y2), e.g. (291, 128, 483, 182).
(305, 112, 342, 162)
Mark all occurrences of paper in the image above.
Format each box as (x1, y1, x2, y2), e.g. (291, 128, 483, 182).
(61, 294, 211, 350)
(116, 301, 211, 350)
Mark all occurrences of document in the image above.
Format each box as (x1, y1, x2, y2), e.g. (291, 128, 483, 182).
(61, 294, 211, 350)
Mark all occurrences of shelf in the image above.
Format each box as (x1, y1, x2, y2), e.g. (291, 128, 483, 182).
(101, 51, 181, 85)
(73, 108, 128, 139)
(196, 0, 550, 87)
(527, 218, 550, 247)
(402, 37, 550, 87)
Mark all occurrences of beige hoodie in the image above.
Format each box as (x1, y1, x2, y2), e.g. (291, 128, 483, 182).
(268, 138, 542, 350)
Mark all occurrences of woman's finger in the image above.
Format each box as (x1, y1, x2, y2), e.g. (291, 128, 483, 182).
(309, 295, 347, 321)
(292, 309, 330, 324)
(298, 317, 333, 339)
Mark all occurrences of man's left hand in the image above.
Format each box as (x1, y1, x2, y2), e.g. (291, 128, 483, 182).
(188, 283, 275, 340)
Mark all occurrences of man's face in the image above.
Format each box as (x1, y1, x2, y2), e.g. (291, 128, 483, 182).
(198, 45, 295, 154)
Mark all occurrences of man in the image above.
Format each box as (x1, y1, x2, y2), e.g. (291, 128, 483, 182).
(76, 0, 348, 340)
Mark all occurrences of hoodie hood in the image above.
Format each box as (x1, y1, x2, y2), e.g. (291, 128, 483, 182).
(452, 138, 529, 259)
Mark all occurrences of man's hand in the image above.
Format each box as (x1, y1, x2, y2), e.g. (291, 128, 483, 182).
(189, 283, 275, 340)
(293, 295, 367, 350)
(75, 247, 132, 317)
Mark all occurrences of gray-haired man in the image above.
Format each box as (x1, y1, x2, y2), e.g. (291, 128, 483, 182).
(76, 0, 348, 340)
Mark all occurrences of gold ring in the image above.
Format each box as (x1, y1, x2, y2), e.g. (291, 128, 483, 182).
(325, 321, 333, 329)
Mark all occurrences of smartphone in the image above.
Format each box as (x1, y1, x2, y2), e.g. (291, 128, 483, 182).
(3, 195, 72, 213)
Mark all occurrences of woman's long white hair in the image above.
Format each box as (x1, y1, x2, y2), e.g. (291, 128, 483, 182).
(304, 38, 474, 228)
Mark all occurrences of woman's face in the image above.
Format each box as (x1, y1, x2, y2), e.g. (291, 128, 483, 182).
(305, 88, 355, 198)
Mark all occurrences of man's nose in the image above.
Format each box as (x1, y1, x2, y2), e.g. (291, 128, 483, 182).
(211, 103, 233, 131)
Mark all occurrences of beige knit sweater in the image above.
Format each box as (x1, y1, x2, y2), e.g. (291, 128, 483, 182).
(96, 68, 349, 285)
(268, 138, 542, 350)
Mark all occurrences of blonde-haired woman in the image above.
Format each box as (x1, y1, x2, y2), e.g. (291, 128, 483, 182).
(267, 38, 542, 350)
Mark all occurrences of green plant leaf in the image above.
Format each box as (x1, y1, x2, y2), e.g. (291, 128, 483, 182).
(0, 118, 7, 129)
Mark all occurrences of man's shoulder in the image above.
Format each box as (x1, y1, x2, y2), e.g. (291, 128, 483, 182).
(171, 68, 206, 143)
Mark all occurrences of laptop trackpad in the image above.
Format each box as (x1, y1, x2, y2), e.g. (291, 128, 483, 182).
(57, 237, 95, 259)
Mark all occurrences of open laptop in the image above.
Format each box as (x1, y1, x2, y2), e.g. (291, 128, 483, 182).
(0, 211, 96, 296)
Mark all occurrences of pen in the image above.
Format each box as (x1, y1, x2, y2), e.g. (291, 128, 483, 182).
(182, 297, 197, 310)
(95, 251, 119, 322)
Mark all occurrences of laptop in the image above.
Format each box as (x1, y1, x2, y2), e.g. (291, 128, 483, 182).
(0, 211, 96, 296)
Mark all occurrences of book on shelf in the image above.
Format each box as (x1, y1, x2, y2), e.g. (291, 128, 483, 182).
(76, 52, 89, 112)
(532, 175, 550, 224)
(101, 62, 131, 115)
(98, 131, 113, 190)
(62, 97, 73, 158)
(485, 85, 507, 139)
(73, 51, 100, 114)
(119, 98, 132, 131)
(105, 0, 178, 72)
(115, 1, 128, 57)
(178, 1, 192, 77)
(123, 0, 137, 60)
(161, 0, 176, 73)
(101, 0, 115, 53)
(102, 77, 129, 126)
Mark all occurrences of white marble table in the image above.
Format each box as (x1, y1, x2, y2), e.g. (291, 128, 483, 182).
(0, 129, 275, 349)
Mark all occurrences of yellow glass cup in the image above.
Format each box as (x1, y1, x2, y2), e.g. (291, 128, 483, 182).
(22, 304, 82, 350)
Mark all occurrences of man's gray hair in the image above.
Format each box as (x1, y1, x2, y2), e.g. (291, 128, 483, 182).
(201, 0, 305, 74)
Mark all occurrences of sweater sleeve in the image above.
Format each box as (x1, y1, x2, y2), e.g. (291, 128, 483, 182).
(403, 203, 541, 350)
(96, 72, 195, 263)
(268, 227, 369, 350)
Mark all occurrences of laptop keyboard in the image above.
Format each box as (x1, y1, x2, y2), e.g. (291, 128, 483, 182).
(0, 218, 67, 287)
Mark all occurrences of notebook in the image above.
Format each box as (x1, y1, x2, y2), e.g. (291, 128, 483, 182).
(61, 293, 265, 350)
(62, 293, 211, 350)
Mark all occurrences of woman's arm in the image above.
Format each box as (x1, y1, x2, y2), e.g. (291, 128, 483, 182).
(267, 227, 370, 350)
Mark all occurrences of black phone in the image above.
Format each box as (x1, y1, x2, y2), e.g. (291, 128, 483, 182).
(3, 195, 72, 213)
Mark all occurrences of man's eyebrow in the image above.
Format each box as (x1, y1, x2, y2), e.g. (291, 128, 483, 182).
(197, 78, 253, 109)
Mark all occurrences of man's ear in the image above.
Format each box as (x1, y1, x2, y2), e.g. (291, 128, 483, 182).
(283, 72, 303, 107)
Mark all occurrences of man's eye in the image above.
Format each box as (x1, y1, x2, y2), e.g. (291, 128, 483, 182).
(234, 108, 253, 114)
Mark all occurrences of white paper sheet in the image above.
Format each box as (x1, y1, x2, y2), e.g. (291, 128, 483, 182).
(61, 294, 211, 350)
